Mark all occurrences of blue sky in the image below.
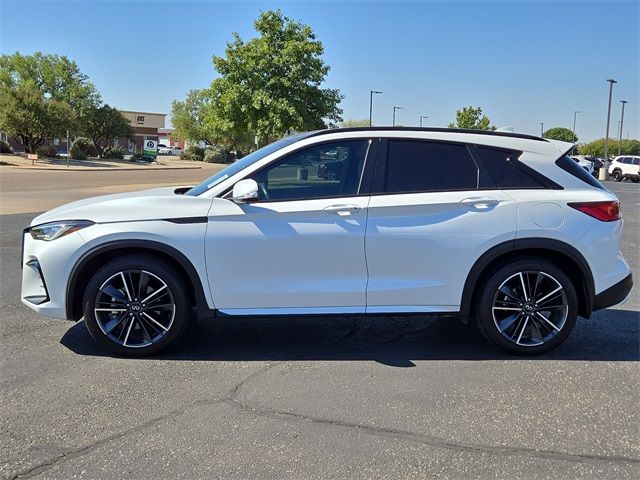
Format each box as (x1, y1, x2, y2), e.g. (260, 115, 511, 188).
(1, 0, 638, 141)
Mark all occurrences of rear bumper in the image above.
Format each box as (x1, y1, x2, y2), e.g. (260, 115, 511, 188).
(593, 273, 633, 311)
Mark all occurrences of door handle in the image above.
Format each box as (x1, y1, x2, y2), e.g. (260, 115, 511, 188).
(323, 204, 362, 216)
(460, 197, 500, 209)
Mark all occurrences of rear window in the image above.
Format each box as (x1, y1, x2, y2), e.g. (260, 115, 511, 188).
(555, 155, 605, 189)
(476, 146, 545, 189)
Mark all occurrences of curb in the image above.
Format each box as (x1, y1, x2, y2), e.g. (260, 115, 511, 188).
(3, 165, 203, 172)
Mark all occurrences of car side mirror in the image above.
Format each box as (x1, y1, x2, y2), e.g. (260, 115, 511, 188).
(232, 179, 259, 203)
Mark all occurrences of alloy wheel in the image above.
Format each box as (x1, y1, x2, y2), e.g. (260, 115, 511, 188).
(491, 270, 568, 347)
(94, 270, 175, 348)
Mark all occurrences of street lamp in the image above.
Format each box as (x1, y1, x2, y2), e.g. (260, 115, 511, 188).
(618, 100, 628, 155)
(572, 110, 581, 140)
(393, 106, 403, 126)
(369, 90, 382, 126)
(419, 115, 429, 127)
(599, 79, 617, 181)
(540, 122, 544, 137)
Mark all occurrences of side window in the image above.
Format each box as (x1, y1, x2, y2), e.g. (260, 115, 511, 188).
(632, 158, 640, 166)
(253, 140, 369, 201)
(378, 140, 478, 194)
(476, 146, 545, 189)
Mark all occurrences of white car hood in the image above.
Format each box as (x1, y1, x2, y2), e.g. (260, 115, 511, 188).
(31, 186, 213, 226)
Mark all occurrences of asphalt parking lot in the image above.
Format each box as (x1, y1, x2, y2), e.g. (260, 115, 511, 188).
(0, 175, 638, 479)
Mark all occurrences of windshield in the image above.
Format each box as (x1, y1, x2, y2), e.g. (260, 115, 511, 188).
(186, 132, 315, 196)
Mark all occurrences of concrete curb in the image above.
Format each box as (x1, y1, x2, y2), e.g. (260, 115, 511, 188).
(2, 165, 203, 172)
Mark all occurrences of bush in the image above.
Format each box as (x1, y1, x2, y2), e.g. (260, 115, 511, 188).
(70, 137, 97, 159)
(180, 146, 205, 162)
(36, 145, 59, 159)
(0, 140, 12, 154)
(203, 145, 230, 163)
(104, 145, 125, 159)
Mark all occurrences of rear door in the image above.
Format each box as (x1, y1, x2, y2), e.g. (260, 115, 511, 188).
(364, 139, 517, 312)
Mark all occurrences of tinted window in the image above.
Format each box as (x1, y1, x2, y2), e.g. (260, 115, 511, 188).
(477, 146, 545, 189)
(380, 141, 478, 193)
(632, 158, 640, 166)
(555, 155, 605, 189)
(253, 140, 369, 201)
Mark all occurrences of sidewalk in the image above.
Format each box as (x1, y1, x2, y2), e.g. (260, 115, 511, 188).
(0, 154, 204, 171)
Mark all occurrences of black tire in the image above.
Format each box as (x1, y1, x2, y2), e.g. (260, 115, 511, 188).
(631, 178, 639, 183)
(474, 258, 578, 355)
(612, 169, 623, 182)
(83, 255, 191, 356)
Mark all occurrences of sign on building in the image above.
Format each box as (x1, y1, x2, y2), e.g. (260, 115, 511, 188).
(143, 140, 157, 156)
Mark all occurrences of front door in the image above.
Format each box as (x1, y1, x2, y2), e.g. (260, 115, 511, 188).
(205, 139, 375, 315)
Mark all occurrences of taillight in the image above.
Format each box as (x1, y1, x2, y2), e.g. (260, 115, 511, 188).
(568, 201, 621, 222)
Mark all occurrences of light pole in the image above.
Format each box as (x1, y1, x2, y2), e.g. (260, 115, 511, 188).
(419, 115, 428, 127)
(599, 79, 617, 181)
(618, 100, 627, 155)
(393, 106, 403, 126)
(572, 110, 580, 140)
(540, 122, 544, 137)
(369, 90, 382, 126)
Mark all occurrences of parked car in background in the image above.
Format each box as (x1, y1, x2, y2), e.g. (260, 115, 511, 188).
(21, 127, 632, 357)
(572, 156, 594, 176)
(158, 145, 183, 155)
(608, 155, 640, 182)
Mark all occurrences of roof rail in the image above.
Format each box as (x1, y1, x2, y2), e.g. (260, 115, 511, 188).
(310, 126, 547, 142)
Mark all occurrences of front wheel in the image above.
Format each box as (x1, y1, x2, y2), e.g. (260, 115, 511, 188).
(83, 255, 191, 356)
(475, 258, 578, 355)
(611, 169, 623, 182)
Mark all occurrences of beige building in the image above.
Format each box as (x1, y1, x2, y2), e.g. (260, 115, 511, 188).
(119, 110, 167, 152)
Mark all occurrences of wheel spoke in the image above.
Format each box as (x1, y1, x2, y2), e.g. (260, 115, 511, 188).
(492, 306, 521, 311)
(99, 284, 127, 302)
(498, 312, 521, 333)
(498, 285, 522, 303)
(518, 272, 530, 301)
(141, 284, 167, 304)
(122, 316, 135, 346)
(529, 319, 544, 343)
(103, 312, 127, 334)
(144, 303, 174, 311)
(535, 285, 563, 305)
(138, 272, 151, 301)
(142, 311, 169, 332)
(120, 272, 133, 301)
(95, 308, 127, 312)
(515, 316, 529, 345)
(535, 311, 561, 332)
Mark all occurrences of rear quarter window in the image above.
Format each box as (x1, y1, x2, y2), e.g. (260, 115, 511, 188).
(555, 155, 605, 189)
(476, 146, 546, 189)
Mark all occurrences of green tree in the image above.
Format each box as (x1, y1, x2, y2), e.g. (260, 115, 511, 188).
(83, 104, 134, 158)
(578, 138, 640, 157)
(0, 52, 99, 152)
(542, 127, 577, 143)
(206, 10, 343, 147)
(171, 89, 216, 145)
(340, 119, 370, 128)
(448, 106, 495, 131)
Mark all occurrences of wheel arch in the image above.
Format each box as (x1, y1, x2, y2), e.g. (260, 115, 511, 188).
(66, 240, 210, 321)
(460, 238, 595, 320)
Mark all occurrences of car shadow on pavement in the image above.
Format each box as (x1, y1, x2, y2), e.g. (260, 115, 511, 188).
(60, 308, 639, 366)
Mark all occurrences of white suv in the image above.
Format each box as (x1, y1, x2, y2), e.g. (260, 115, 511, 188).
(608, 155, 640, 182)
(21, 128, 633, 356)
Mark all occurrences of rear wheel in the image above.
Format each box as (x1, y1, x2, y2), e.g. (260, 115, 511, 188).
(612, 169, 623, 182)
(475, 258, 578, 355)
(83, 255, 191, 356)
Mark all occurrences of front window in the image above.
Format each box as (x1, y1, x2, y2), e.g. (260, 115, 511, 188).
(185, 132, 314, 196)
(252, 140, 370, 201)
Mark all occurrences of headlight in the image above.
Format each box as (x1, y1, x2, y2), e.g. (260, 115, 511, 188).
(29, 220, 94, 241)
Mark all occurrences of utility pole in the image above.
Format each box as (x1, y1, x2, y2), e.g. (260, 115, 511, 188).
(393, 106, 403, 126)
(540, 122, 544, 137)
(572, 111, 580, 140)
(369, 90, 382, 126)
(420, 116, 428, 127)
(599, 79, 617, 181)
(618, 100, 627, 156)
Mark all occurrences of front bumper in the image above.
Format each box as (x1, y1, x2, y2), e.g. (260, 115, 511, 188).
(593, 273, 633, 311)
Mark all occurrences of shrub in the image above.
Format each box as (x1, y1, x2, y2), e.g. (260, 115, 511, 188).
(0, 140, 12, 154)
(70, 137, 98, 159)
(104, 145, 125, 159)
(180, 146, 205, 162)
(203, 145, 229, 163)
(36, 145, 59, 159)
